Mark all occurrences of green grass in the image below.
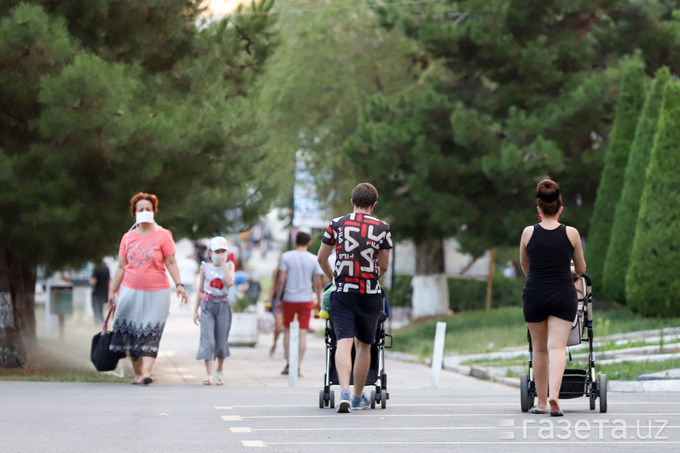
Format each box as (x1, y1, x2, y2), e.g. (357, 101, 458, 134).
(390, 307, 528, 360)
(390, 304, 680, 359)
(0, 306, 126, 383)
(503, 358, 680, 381)
(596, 358, 680, 380)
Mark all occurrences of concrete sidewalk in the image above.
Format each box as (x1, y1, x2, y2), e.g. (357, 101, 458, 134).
(142, 297, 507, 393)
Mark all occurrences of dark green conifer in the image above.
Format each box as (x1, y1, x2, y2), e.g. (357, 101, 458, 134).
(585, 55, 646, 292)
(626, 81, 680, 317)
(602, 67, 670, 302)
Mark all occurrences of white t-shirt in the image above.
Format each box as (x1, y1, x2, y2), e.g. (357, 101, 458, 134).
(178, 258, 199, 286)
(279, 250, 324, 302)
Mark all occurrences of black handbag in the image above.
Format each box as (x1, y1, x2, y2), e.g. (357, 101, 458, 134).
(90, 307, 124, 371)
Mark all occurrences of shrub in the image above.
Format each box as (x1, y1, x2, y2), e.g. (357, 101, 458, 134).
(626, 81, 680, 317)
(586, 55, 646, 294)
(603, 67, 670, 303)
(386, 272, 524, 312)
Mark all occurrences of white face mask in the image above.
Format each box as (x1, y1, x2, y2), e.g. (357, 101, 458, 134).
(136, 211, 155, 224)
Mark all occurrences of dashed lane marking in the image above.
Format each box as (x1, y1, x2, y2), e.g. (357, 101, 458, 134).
(241, 440, 265, 447)
(230, 427, 253, 433)
(221, 415, 242, 421)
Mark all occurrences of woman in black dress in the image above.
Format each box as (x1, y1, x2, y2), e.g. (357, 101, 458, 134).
(520, 180, 586, 416)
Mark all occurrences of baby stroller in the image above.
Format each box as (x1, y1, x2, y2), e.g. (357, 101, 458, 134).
(520, 273, 608, 413)
(319, 288, 392, 409)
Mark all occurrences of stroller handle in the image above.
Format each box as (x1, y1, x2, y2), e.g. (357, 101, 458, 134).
(580, 273, 592, 287)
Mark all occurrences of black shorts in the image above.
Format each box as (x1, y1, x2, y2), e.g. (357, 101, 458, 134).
(523, 287, 577, 323)
(329, 291, 382, 345)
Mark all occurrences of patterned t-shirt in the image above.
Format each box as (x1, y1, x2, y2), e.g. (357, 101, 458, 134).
(201, 262, 229, 299)
(321, 212, 393, 294)
(118, 226, 176, 291)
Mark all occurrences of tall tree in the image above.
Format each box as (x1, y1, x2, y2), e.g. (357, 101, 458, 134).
(0, 0, 279, 366)
(255, 0, 421, 215)
(602, 66, 670, 302)
(586, 54, 646, 295)
(345, 0, 679, 315)
(626, 81, 680, 317)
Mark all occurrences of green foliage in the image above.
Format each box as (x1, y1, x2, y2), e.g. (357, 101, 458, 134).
(603, 67, 671, 302)
(255, 0, 421, 216)
(386, 272, 524, 311)
(585, 54, 646, 294)
(0, 1, 281, 269)
(626, 81, 680, 317)
(350, 1, 680, 261)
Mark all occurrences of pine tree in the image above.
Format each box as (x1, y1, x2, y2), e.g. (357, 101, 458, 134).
(626, 81, 680, 317)
(0, 1, 278, 366)
(602, 66, 670, 302)
(584, 54, 646, 293)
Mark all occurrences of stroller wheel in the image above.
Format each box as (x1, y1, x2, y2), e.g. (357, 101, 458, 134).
(380, 389, 387, 409)
(599, 374, 607, 413)
(329, 390, 335, 409)
(370, 390, 376, 409)
(319, 390, 325, 409)
(589, 383, 596, 411)
(520, 374, 533, 412)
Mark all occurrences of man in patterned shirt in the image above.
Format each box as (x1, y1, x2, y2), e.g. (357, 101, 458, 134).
(317, 182, 392, 413)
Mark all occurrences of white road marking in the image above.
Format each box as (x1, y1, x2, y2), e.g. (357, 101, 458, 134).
(230, 427, 252, 433)
(241, 440, 265, 447)
(221, 415, 242, 421)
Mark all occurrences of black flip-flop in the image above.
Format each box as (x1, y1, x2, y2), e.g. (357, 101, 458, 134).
(142, 376, 153, 385)
(529, 406, 547, 414)
(550, 410, 564, 417)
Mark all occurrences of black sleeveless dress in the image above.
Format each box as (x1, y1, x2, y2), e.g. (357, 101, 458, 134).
(523, 224, 577, 323)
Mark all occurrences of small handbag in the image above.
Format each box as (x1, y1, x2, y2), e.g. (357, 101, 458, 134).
(90, 307, 124, 371)
(567, 303, 584, 347)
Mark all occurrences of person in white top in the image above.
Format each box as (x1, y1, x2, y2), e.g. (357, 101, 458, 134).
(274, 231, 324, 376)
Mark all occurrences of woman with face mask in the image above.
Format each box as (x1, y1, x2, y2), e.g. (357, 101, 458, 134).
(108, 192, 188, 385)
(192, 236, 235, 385)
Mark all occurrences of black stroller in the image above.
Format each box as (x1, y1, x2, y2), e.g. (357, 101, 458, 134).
(520, 273, 608, 413)
(319, 289, 392, 409)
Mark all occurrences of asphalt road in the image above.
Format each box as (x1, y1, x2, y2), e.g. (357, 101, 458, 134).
(1, 380, 679, 452)
(2, 305, 679, 453)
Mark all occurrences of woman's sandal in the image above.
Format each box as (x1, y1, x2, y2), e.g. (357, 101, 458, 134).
(548, 399, 563, 417)
(203, 376, 213, 385)
(142, 376, 153, 385)
(130, 376, 142, 385)
(529, 406, 547, 414)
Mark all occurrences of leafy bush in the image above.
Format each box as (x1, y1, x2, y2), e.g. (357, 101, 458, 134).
(449, 273, 525, 312)
(386, 272, 524, 312)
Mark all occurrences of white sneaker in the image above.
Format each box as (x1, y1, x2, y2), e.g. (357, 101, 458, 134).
(215, 372, 224, 386)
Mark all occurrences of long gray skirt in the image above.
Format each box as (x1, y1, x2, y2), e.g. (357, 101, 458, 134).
(110, 285, 171, 359)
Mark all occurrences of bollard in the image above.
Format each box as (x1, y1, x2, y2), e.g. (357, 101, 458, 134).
(289, 320, 299, 387)
(431, 321, 447, 389)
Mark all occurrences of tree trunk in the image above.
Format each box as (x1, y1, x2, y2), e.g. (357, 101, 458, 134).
(10, 257, 36, 345)
(0, 242, 27, 368)
(411, 239, 449, 318)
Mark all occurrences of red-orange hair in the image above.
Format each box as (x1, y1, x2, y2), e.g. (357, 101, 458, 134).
(129, 192, 159, 216)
